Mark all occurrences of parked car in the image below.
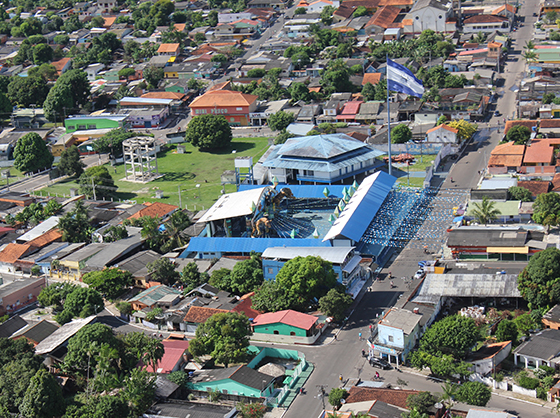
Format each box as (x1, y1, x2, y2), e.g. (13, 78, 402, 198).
(414, 269, 425, 280)
(494, 110, 501, 116)
(369, 357, 392, 370)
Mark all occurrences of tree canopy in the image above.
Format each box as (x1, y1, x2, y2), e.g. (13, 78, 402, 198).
(13, 132, 54, 173)
(18, 369, 66, 418)
(446, 120, 477, 142)
(79, 165, 117, 199)
(251, 280, 293, 313)
(147, 257, 180, 285)
(470, 196, 501, 225)
(227, 254, 264, 295)
(506, 125, 531, 145)
(58, 145, 85, 177)
(517, 247, 560, 310)
(319, 288, 352, 321)
(58, 200, 93, 243)
(189, 312, 252, 367)
(55, 286, 104, 324)
(93, 129, 137, 158)
(267, 110, 295, 132)
(274, 255, 338, 311)
(391, 124, 412, 144)
(185, 115, 232, 150)
(82, 268, 133, 299)
(508, 186, 533, 202)
(419, 315, 480, 358)
(532, 192, 560, 232)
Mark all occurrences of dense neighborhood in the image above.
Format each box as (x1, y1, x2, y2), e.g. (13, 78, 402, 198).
(1, 0, 560, 417)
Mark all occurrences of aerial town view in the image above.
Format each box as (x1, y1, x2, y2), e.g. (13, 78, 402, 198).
(2, 0, 560, 417)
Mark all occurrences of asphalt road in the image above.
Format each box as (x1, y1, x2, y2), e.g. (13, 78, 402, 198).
(6, 153, 109, 194)
(285, 1, 542, 416)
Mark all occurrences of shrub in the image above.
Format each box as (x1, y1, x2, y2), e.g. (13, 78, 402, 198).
(456, 381, 492, 406)
(516, 375, 540, 390)
(328, 388, 348, 408)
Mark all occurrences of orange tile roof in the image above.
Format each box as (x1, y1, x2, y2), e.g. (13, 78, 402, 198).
(366, 6, 400, 29)
(492, 3, 516, 14)
(0, 243, 31, 264)
(402, 18, 413, 26)
(141, 91, 185, 100)
(464, 14, 509, 24)
(207, 80, 232, 92)
(184, 306, 228, 324)
(308, 86, 321, 92)
(517, 180, 551, 197)
(157, 43, 181, 53)
(128, 202, 178, 220)
(190, 90, 258, 108)
(362, 72, 381, 86)
(490, 141, 525, 155)
(103, 16, 116, 28)
(488, 154, 524, 167)
(540, 119, 560, 128)
(51, 58, 71, 73)
(524, 140, 555, 164)
(552, 173, 560, 192)
(346, 387, 419, 409)
(173, 23, 187, 32)
(231, 292, 262, 319)
(378, 0, 413, 5)
(27, 229, 63, 249)
(504, 120, 537, 135)
(426, 124, 458, 134)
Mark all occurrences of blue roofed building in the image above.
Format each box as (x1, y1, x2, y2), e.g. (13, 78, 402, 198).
(262, 134, 384, 184)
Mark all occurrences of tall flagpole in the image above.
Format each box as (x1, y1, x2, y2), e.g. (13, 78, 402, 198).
(386, 54, 392, 176)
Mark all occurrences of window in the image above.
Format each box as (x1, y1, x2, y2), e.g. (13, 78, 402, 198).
(415, 16, 419, 19)
(77, 125, 86, 130)
(388, 335, 394, 342)
(67, 125, 75, 130)
(439, 15, 442, 19)
(303, 170, 314, 176)
(236, 107, 243, 110)
(273, 330, 279, 334)
(87, 124, 96, 129)
(268, 268, 273, 274)
(290, 331, 296, 336)
(231, 117, 235, 122)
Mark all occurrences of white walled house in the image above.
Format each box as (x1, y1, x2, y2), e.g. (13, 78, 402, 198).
(404, 0, 454, 34)
(426, 124, 458, 143)
(462, 14, 510, 33)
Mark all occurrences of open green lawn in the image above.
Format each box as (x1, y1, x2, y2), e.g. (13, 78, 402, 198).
(39, 138, 270, 210)
(0, 166, 25, 187)
(408, 154, 436, 172)
(396, 177, 424, 187)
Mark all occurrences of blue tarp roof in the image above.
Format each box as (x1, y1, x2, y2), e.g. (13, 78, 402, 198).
(238, 184, 349, 199)
(180, 237, 331, 257)
(323, 171, 396, 242)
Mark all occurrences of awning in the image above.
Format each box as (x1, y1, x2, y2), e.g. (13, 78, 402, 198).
(487, 246, 529, 254)
(342, 255, 362, 273)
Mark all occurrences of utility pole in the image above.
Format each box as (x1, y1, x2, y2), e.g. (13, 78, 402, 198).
(178, 184, 182, 209)
(316, 385, 327, 410)
(91, 177, 97, 201)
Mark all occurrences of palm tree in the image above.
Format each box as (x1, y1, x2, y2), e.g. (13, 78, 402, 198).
(142, 338, 165, 374)
(440, 381, 457, 408)
(471, 196, 501, 225)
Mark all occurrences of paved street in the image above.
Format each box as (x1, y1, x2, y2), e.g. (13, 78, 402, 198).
(284, 0, 543, 416)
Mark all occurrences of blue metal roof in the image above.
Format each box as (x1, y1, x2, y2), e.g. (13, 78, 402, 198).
(323, 171, 396, 242)
(179, 237, 332, 257)
(238, 184, 349, 199)
(278, 134, 366, 159)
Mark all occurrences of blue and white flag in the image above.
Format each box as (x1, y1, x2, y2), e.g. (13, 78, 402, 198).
(387, 59, 424, 98)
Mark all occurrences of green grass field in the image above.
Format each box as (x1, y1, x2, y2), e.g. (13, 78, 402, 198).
(39, 138, 270, 210)
(0, 167, 25, 187)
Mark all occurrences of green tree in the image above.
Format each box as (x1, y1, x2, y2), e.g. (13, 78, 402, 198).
(147, 257, 180, 285)
(93, 128, 136, 158)
(419, 315, 480, 358)
(116, 301, 133, 315)
(456, 381, 491, 406)
(275, 256, 338, 310)
(319, 288, 352, 321)
(236, 402, 267, 418)
(0, 356, 43, 413)
(58, 286, 104, 323)
(13, 132, 53, 173)
(506, 125, 531, 145)
(294, 6, 306, 14)
(320, 5, 335, 24)
(185, 114, 232, 150)
(121, 368, 156, 416)
(320, 58, 355, 94)
(328, 388, 348, 408)
(82, 268, 133, 299)
(79, 165, 116, 199)
(143, 65, 164, 89)
(38, 282, 76, 311)
(180, 262, 204, 289)
(514, 312, 542, 336)
(353, 5, 368, 16)
(43, 82, 73, 122)
(391, 124, 412, 144)
(189, 312, 252, 367)
(543, 92, 556, 104)
(228, 255, 263, 295)
(532, 192, 560, 232)
(508, 186, 533, 202)
(406, 392, 437, 415)
(32, 43, 53, 65)
(518, 247, 560, 310)
(289, 82, 311, 102)
(0, 92, 11, 118)
(58, 200, 93, 243)
(160, 210, 191, 253)
(247, 68, 266, 78)
(495, 319, 518, 344)
(361, 82, 376, 101)
(209, 268, 231, 290)
(470, 196, 501, 225)
(58, 145, 85, 177)
(53, 69, 91, 109)
(19, 369, 65, 418)
(65, 324, 121, 375)
(437, 115, 447, 125)
(268, 110, 295, 131)
(102, 225, 129, 242)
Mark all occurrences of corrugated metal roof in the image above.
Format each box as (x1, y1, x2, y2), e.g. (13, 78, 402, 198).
(413, 273, 522, 305)
(270, 134, 368, 159)
(323, 171, 395, 241)
(238, 184, 348, 199)
(262, 246, 354, 264)
(197, 187, 266, 223)
(18, 216, 60, 242)
(180, 237, 331, 256)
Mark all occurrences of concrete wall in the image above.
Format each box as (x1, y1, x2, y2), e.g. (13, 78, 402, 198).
(512, 383, 537, 398)
(253, 322, 308, 337)
(251, 326, 323, 345)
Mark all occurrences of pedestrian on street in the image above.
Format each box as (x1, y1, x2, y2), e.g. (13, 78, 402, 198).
(339, 374, 343, 382)
(359, 332, 362, 340)
(333, 334, 337, 341)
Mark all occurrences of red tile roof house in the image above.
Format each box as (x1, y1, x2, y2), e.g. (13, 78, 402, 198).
(144, 339, 190, 374)
(127, 202, 178, 221)
(183, 306, 228, 334)
(336, 101, 363, 123)
(251, 309, 324, 344)
(520, 139, 558, 176)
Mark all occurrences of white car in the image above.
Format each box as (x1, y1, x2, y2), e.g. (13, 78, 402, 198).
(413, 269, 425, 280)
